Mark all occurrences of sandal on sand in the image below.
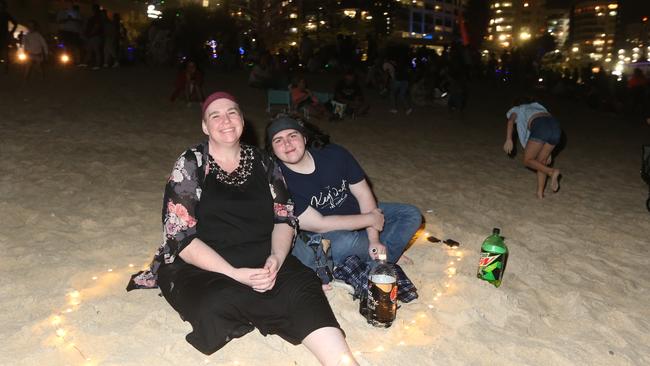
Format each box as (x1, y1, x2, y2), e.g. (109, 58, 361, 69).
(426, 236, 441, 243)
(443, 239, 460, 247)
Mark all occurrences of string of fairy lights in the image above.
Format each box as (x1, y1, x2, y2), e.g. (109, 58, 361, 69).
(48, 228, 465, 365)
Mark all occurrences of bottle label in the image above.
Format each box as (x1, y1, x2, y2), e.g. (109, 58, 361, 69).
(477, 251, 505, 282)
(367, 275, 397, 327)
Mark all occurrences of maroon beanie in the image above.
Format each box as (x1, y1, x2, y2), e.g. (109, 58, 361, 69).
(201, 91, 238, 115)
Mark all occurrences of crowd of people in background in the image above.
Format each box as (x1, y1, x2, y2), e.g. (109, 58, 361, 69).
(2, 0, 650, 124)
(0, 0, 126, 76)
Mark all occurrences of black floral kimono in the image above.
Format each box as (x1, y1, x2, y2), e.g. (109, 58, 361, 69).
(127, 142, 340, 355)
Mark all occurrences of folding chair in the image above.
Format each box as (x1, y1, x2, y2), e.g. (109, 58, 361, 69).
(267, 89, 290, 114)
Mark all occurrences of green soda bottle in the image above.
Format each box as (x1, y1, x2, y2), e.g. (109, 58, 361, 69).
(477, 228, 508, 287)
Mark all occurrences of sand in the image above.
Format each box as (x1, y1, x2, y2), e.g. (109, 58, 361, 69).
(1, 65, 649, 366)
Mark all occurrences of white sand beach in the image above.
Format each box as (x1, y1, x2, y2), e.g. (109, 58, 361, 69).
(1, 66, 649, 366)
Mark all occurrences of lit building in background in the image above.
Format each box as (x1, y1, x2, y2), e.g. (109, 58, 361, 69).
(391, 0, 467, 46)
(545, 6, 570, 49)
(568, 1, 618, 68)
(618, 17, 650, 64)
(485, 0, 547, 50)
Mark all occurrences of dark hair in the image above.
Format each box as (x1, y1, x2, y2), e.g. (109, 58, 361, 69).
(264, 113, 330, 157)
(512, 96, 535, 107)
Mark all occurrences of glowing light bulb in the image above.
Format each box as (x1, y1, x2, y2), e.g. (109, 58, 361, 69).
(51, 316, 62, 326)
(56, 328, 66, 338)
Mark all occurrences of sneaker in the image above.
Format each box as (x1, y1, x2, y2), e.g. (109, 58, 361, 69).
(389, 109, 398, 114)
(406, 108, 413, 115)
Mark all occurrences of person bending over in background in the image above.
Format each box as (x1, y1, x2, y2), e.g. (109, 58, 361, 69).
(503, 97, 562, 199)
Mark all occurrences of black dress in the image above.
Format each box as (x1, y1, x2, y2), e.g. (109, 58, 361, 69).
(156, 152, 339, 355)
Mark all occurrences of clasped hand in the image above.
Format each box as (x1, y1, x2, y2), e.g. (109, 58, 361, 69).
(232, 255, 282, 293)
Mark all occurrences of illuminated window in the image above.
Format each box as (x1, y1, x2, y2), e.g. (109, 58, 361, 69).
(202, 0, 209, 7)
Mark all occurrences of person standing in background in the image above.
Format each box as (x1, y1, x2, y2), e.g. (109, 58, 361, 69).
(56, 1, 83, 65)
(0, 0, 18, 74)
(22, 20, 48, 81)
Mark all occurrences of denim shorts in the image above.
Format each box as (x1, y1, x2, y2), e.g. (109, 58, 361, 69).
(529, 116, 561, 145)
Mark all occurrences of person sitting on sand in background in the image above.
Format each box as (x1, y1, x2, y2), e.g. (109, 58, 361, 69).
(22, 20, 49, 81)
(265, 116, 422, 284)
(248, 52, 276, 89)
(333, 70, 370, 119)
(170, 60, 205, 104)
(127, 92, 358, 366)
(503, 96, 562, 199)
(290, 75, 330, 120)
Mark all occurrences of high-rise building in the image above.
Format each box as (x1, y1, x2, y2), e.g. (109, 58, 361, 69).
(391, 0, 467, 46)
(569, 1, 618, 65)
(485, 0, 547, 49)
(546, 7, 570, 49)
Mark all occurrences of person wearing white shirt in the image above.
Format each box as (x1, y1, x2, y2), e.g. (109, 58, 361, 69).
(503, 97, 562, 199)
(22, 20, 49, 80)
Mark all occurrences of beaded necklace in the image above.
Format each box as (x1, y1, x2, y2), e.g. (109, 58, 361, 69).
(207, 145, 255, 187)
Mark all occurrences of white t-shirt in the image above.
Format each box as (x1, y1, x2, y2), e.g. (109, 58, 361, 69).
(506, 102, 548, 147)
(23, 31, 48, 56)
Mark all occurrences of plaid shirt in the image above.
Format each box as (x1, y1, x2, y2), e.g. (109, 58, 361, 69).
(333, 255, 418, 303)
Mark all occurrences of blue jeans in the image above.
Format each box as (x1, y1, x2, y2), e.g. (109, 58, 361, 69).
(291, 202, 422, 269)
(390, 80, 410, 110)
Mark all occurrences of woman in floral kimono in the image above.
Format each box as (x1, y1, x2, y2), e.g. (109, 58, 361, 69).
(127, 92, 357, 365)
